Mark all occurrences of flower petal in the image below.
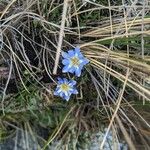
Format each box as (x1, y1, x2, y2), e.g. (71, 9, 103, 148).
(62, 59, 70, 65)
(60, 92, 64, 97)
(62, 52, 69, 58)
(83, 58, 89, 65)
(68, 50, 75, 57)
(54, 91, 58, 95)
(75, 68, 82, 77)
(62, 65, 70, 73)
(64, 95, 70, 101)
(75, 47, 83, 58)
(54, 87, 61, 95)
(69, 80, 76, 86)
(72, 89, 78, 94)
(74, 47, 80, 54)
(63, 78, 68, 83)
(68, 68, 74, 73)
(57, 78, 63, 84)
(57, 77, 62, 81)
(64, 91, 69, 97)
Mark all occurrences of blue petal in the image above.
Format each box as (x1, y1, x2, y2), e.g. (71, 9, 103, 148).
(68, 50, 75, 57)
(62, 59, 70, 65)
(74, 47, 80, 54)
(62, 65, 70, 73)
(62, 52, 69, 58)
(60, 92, 70, 101)
(55, 87, 60, 91)
(64, 91, 68, 97)
(54, 87, 62, 95)
(75, 47, 83, 57)
(63, 78, 68, 84)
(60, 92, 64, 97)
(72, 89, 78, 94)
(57, 78, 63, 84)
(69, 80, 76, 86)
(69, 65, 76, 72)
(54, 91, 59, 95)
(68, 88, 74, 93)
(78, 63, 84, 70)
(78, 55, 84, 59)
(75, 68, 81, 77)
(57, 77, 62, 81)
(68, 68, 75, 73)
(54, 87, 61, 95)
(83, 58, 89, 65)
(64, 95, 70, 101)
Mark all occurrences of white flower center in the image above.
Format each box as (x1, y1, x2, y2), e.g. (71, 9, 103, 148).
(71, 57, 80, 67)
(60, 83, 70, 92)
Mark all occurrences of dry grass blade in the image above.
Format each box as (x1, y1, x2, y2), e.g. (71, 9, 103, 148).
(53, 0, 70, 74)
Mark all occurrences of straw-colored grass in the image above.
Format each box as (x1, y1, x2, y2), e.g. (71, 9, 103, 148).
(0, 0, 150, 149)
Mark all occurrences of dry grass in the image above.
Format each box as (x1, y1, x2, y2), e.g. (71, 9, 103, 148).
(0, 0, 150, 149)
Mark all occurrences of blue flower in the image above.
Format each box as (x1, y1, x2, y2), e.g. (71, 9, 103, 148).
(54, 78, 78, 101)
(62, 47, 89, 77)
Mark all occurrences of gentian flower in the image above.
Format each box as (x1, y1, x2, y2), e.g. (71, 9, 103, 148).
(54, 78, 78, 101)
(62, 47, 89, 77)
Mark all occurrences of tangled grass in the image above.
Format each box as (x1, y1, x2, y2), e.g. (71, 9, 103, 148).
(0, 0, 150, 149)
